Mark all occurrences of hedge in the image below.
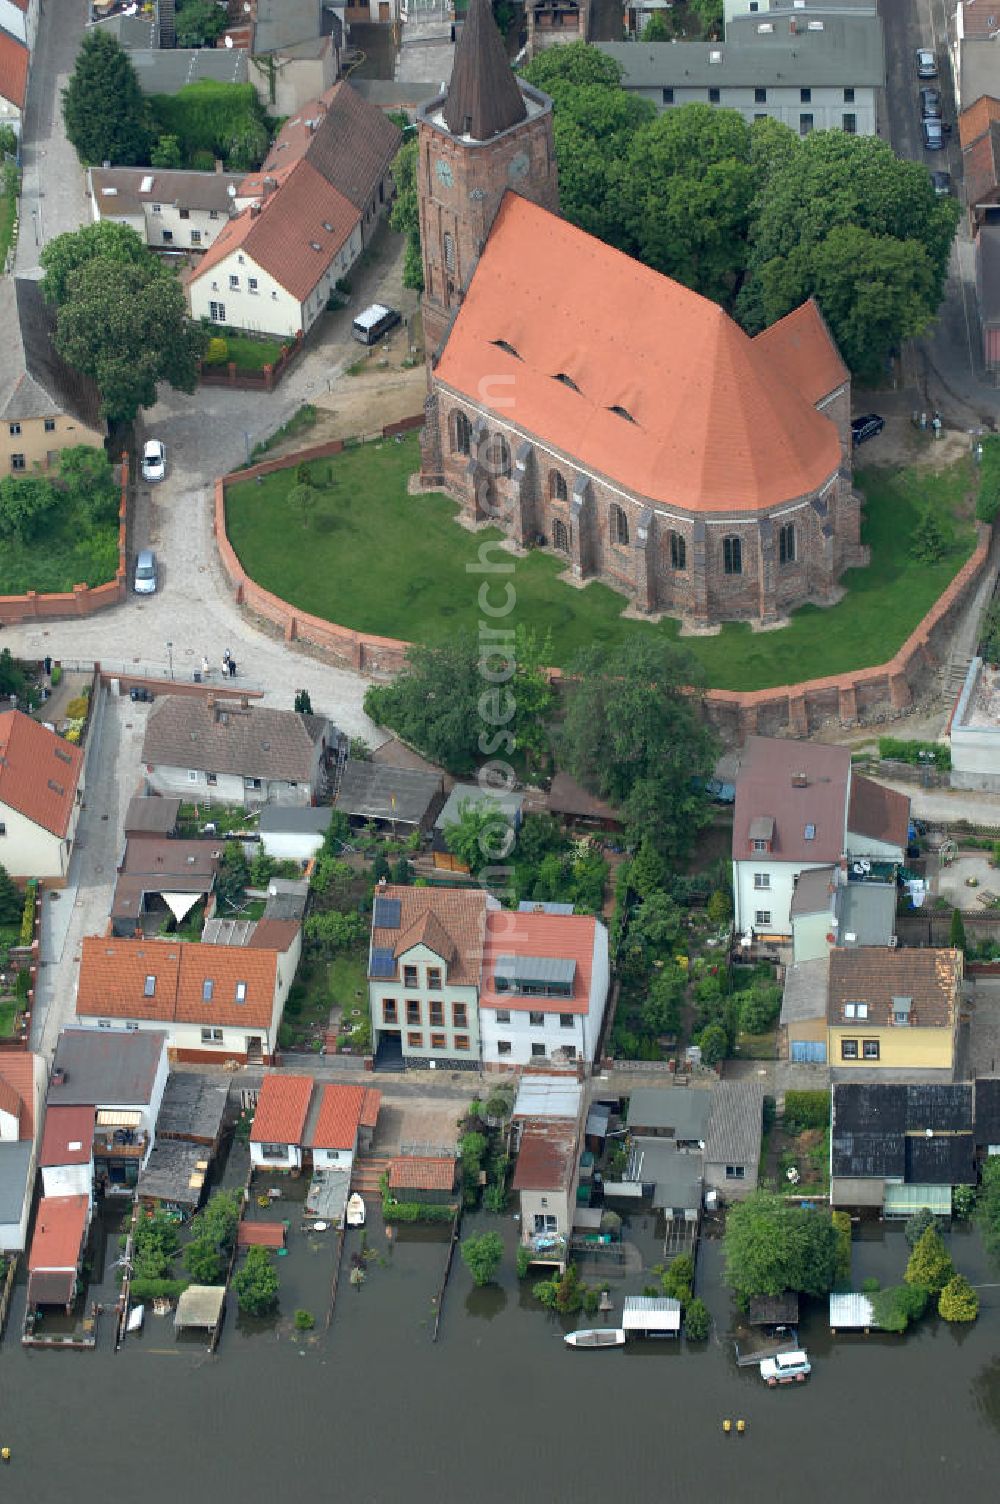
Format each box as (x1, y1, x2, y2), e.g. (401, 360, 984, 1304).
(977, 434, 1000, 524)
(381, 1199, 456, 1224)
(783, 1090, 830, 1131)
(832, 1211, 852, 1285)
(19, 880, 36, 946)
(129, 1277, 190, 1302)
(878, 736, 951, 771)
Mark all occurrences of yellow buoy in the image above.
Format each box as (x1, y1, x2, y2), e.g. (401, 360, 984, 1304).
(2, 1446, 11, 1462)
(737, 1420, 746, 1435)
(722, 1420, 732, 1434)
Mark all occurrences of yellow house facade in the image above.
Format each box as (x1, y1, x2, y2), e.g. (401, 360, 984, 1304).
(0, 279, 106, 476)
(827, 946, 961, 1074)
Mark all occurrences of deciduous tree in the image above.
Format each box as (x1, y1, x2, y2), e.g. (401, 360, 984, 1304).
(724, 1191, 838, 1304)
(233, 1245, 279, 1314)
(460, 1231, 504, 1287)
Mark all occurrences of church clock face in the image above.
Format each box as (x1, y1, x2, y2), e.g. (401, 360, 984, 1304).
(435, 157, 454, 189)
(508, 151, 529, 184)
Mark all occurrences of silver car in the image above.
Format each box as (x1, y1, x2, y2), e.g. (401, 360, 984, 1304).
(915, 47, 937, 78)
(133, 549, 157, 595)
(141, 439, 166, 483)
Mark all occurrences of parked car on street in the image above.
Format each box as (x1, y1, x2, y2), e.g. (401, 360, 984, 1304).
(915, 47, 937, 78)
(851, 414, 885, 446)
(133, 549, 157, 595)
(922, 117, 945, 150)
(141, 439, 166, 482)
(930, 170, 952, 195)
(919, 87, 942, 118)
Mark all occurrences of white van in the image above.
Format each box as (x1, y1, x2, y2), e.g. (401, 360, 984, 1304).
(760, 1350, 811, 1385)
(351, 303, 402, 346)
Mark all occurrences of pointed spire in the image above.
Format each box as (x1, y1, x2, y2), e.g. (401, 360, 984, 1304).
(443, 0, 527, 142)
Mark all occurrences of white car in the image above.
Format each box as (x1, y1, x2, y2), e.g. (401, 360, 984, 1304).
(133, 549, 157, 595)
(760, 1350, 811, 1386)
(141, 439, 166, 482)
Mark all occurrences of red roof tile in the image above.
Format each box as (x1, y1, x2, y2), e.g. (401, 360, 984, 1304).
(732, 736, 851, 864)
(961, 0, 1000, 36)
(965, 120, 1000, 206)
(250, 1074, 313, 1145)
(76, 936, 280, 1030)
(370, 885, 488, 986)
(237, 1221, 286, 1248)
(40, 1105, 95, 1167)
(479, 910, 598, 1015)
(960, 93, 1000, 149)
(0, 1053, 36, 1138)
(0, 31, 28, 110)
(309, 1082, 367, 1150)
(248, 919, 300, 952)
(752, 299, 849, 405)
(388, 1156, 457, 1192)
(512, 1118, 578, 1193)
(0, 710, 83, 838)
(29, 1196, 89, 1270)
(847, 775, 910, 851)
(436, 194, 843, 515)
(359, 1087, 381, 1129)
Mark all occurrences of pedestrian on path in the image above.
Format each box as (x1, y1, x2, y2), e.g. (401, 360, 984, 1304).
(201, 656, 210, 678)
(229, 657, 237, 678)
(222, 649, 230, 677)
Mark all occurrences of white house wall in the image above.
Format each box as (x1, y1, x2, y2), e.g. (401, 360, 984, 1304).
(260, 828, 324, 863)
(734, 859, 831, 938)
(313, 1146, 353, 1170)
(188, 223, 364, 340)
(628, 82, 876, 134)
(250, 1141, 301, 1170)
(80, 1017, 275, 1062)
(145, 763, 315, 808)
(0, 800, 71, 879)
(846, 830, 905, 863)
(41, 1162, 93, 1202)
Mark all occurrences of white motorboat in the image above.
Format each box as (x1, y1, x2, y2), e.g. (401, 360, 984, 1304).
(564, 1328, 626, 1349)
(346, 1193, 366, 1228)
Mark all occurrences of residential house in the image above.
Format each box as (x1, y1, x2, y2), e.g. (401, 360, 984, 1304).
(124, 796, 181, 838)
(386, 1155, 458, 1204)
(827, 947, 962, 1075)
(249, 1074, 381, 1170)
(75, 931, 302, 1065)
(703, 1080, 763, 1198)
(830, 1081, 977, 1215)
(953, 1, 1000, 112)
(974, 1077, 1000, 1158)
(478, 908, 610, 1070)
(979, 223, 1000, 382)
(110, 835, 221, 937)
(0, 1052, 44, 1251)
(259, 805, 333, 864)
(141, 696, 338, 808)
(546, 771, 623, 832)
(607, 1135, 704, 1220)
(2, 0, 39, 54)
(626, 1087, 714, 1142)
(368, 885, 489, 1071)
(137, 1139, 210, 1215)
(512, 1075, 584, 1265)
(600, 10, 884, 135)
(38, 1105, 95, 1206)
(732, 736, 908, 942)
(187, 82, 401, 337)
(0, 710, 85, 881)
(155, 1071, 229, 1153)
(249, 0, 340, 115)
(0, 279, 106, 479)
(87, 166, 246, 254)
(724, 0, 878, 22)
(959, 92, 1000, 152)
(0, 26, 28, 132)
(48, 1029, 169, 1193)
(26, 1194, 89, 1310)
(333, 761, 443, 835)
(965, 119, 1000, 227)
(432, 782, 524, 872)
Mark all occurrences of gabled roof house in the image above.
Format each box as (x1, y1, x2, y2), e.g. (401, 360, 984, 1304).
(0, 709, 85, 880)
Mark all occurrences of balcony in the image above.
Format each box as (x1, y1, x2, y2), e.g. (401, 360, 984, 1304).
(93, 1130, 147, 1161)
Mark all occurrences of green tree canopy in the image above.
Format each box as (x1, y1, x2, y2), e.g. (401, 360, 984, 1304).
(558, 636, 717, 861)
(444, 797, 515, 876)
(460, 1231, 504, 1286)
(977, 1156, 1000, 1270)
(0, 863, 21, 926)
(62, 32, 152, 166)
(390, 136, 423, 291)
(938, 1272, 979, 1323)
(233, 1245, 279, 1314)
(724, 1192, 839, 1304)
(41, 221, 151, 306)
(904, 1224, 953, 1293)
(50, 251, 204, 421)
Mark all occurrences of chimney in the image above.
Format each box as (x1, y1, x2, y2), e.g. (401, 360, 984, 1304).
(52, 1068, 66, 1086)
(791, 772, 808, 788)
(214, 158, 224, 175)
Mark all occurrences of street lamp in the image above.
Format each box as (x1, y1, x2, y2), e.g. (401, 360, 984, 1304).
(243, 430, 252, 465)
(166, 641, 174, 681)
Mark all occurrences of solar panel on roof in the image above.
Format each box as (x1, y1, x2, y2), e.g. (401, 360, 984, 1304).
(369, 946, 396, 979)
(373, 897, 401, 930)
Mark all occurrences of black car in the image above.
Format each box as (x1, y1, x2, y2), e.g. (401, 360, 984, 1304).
(919, 87, 942, 118)
(930, 170, 952, 195)
(915, 47, 937, 78)
(922, 117, 945, 150)
(851, 414, 885, 446)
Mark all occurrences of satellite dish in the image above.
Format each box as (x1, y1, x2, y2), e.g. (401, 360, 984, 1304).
(225, 33, 234, 47)
(227, 183, 236, 197)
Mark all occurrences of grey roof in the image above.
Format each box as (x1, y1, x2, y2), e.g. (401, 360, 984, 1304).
(513, 1075, 582, 1120)
(174, 1284, 225, 1329)
(262, 82, 403, 215)
(90, 166, 245, 219)
(790, 866, 837, 918)
(0, 1139, 32, 1226)
(93, 12, 158, 48)
(975, 1078, 1000, 1145)
(960, 38, 1000, 116)
(49, 1030, 167, 1108)
(518, 901, 575, 915)
(630, 1141, 704, 1211)
(977, 223, 1000, 323)
(435, 782, 524, 830)
(142, 697, 330, 781)
(836, 880, 896, 947)
(0, 279, 103, 429)
(258, 805, 333, 835)
(127, 47, 248, 93)
(253, 0, 324, 53)
(905, 1085, 972, 1133)
(599, 13, 885, 89)
(834, 1082, 907, 1135)
(495, 954, 576, 986)
(334, 761, 442, 826)
(829, 1292, 876, 1329)
(125, 797, 181, 836)
(156, 1072, 228, 1143)
(138, 1138, 206, 1207)
(832, 1083, 975, 1180)
(905, 1133, 977, 1186)
(353, 79, 440, 110)
(202, 918, 257, 946)
(443, 0, 527, 140)
(832, 1128, 904, 1179)
(748, 1292, 799, 1326)
(704, 1081, 763, 1166)
(780, 955, 830, 1025)
(627, 1086, 713, 1139)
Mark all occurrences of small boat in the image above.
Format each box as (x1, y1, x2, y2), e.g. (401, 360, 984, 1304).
(346, 1194, 366, 1228)
(126, 1304, 144, 1332)
(564, 1328, 626, 1349)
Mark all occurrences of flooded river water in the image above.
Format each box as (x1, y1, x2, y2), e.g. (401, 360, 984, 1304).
(3, 1185, 1000, 1504)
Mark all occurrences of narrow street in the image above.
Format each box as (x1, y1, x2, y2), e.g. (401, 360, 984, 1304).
(16, 0, 90, 272)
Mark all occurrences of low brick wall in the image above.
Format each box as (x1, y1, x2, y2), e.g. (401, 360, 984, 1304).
(216, 435, 993, 727)
(0, 456, 129, 627)
(197, 333, 305, 392)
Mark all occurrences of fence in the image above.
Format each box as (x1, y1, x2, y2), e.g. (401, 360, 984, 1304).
(197, 333, 305, 393)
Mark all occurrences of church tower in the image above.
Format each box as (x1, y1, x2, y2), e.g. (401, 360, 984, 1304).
(416, 0, 559, 365)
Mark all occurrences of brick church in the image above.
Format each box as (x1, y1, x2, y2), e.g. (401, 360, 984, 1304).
(417, 0, 866, 630)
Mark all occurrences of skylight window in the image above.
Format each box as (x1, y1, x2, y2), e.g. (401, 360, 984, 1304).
(804, 823, 816, 840)
(235, 981, 247, 1003)
(553, 372, 580, 392)
(491, 339, 521, 359)
(144, 975, 156, 997)
(608, 405, 636, 424)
